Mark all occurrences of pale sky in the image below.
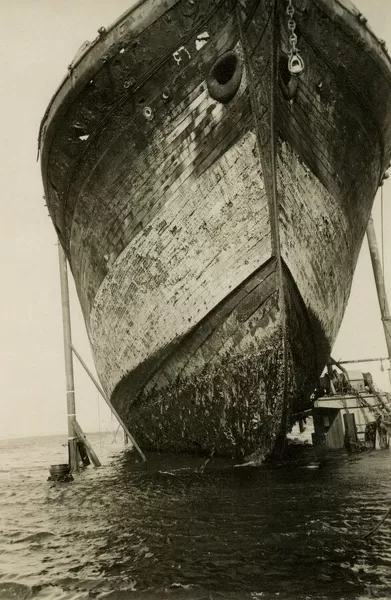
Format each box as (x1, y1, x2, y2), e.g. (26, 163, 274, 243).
(0, 0, 390, 439)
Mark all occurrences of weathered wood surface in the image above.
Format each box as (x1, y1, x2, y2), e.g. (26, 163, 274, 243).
(40, 0, 391, 457)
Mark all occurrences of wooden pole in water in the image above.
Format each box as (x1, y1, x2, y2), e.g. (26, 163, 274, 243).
(366, 216, 391, 386)
(73, 420, 101, 467)
(58, 244, 79, 471)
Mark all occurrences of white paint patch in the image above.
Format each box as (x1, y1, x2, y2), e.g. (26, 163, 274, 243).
(196, 31, 209, 51)
(173, 46, 191, 65)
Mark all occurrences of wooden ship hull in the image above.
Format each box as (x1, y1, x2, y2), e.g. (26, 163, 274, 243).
(40, 0, 391, 459)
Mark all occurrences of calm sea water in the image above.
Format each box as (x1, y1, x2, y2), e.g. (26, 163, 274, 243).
(1, 431, 391, 600)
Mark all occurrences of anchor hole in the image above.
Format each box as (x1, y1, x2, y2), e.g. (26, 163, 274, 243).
(207, 51, 243, 104)
(213, 53, 237, 85)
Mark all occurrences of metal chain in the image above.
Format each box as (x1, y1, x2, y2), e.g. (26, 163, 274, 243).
(286, 0, 297, 53)
(286, 0, 305, 75)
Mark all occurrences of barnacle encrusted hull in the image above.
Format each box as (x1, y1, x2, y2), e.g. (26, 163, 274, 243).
(40, 0, 391, 458)
(111, 260, 316, 457)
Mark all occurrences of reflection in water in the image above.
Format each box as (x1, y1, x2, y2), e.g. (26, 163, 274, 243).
(0, 433, 391, 599)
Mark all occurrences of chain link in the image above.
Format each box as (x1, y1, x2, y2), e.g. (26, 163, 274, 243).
(285, 0, 305, 75)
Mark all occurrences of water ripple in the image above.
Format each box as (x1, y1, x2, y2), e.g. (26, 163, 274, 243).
(1, 435, 391, 599)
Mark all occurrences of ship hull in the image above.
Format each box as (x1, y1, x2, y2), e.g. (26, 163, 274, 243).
(40, 0, 391, 457)
(111, 258, 317, 458)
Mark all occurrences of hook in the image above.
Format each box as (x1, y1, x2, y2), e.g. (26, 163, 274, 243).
(288, 53, 305, 76)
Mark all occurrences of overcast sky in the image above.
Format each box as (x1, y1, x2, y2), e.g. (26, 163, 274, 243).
(0, 0, 390, 439)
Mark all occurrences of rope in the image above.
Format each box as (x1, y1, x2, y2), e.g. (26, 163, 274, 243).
(362, 505, 391, 540)
(97, 390, 103, 455)
(381, 184, 385, 280)
(112, 423, 121, 444)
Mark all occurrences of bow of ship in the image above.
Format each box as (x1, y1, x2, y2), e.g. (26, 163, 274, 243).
(40, 0, 391, 458)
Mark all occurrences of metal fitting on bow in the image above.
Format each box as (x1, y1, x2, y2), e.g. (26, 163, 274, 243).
(286, 0, 305, 76)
